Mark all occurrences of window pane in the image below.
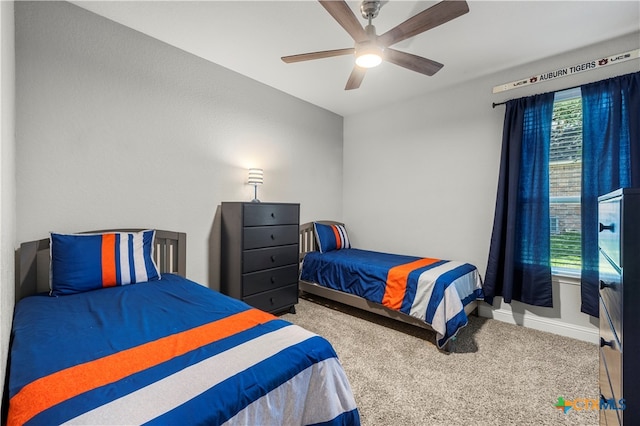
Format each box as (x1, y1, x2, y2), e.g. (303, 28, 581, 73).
(550, 93, 582, 270)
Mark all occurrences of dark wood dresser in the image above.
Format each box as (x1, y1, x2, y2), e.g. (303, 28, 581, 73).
(598, 188, 640, 425)
(220, 202, 300, 314)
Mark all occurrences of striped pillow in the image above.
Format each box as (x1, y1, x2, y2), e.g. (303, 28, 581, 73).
(50, 230, 161, 296)
(313, 222, 351, 253)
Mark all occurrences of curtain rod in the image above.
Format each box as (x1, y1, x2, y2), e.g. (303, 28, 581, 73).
(491, 49, 638, 103)
(492, 81, 584, 109)
(491, 50, 639, 109)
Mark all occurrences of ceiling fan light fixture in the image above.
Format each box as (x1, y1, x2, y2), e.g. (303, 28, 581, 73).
(355, 53, 382, 68)
(282, 0, 470, 89)
(354, 43, 383, 68)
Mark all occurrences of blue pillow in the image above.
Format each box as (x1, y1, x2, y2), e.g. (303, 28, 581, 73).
(50, 229, 161, 296)
(313, 223, 351, 253)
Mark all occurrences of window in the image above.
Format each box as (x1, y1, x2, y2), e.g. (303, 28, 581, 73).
(549, 88, 582, 273)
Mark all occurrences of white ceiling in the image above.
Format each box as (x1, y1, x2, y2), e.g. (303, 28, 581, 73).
(72, 1, 640, 117)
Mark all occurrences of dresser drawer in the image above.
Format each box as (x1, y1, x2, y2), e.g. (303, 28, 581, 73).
(601, 344, 622, 404)
(242, 245, 298, 273)
(600, 346, 614, 402)
(242, 264, 299, 297)
(599, 196, 621, 268)
(600, 347, 622, 426)
(600, 384, 622, 426)
(243, 225, 298, 250)
(243, 283, 298, 313)
(243, 204, 299, 227)
(600, 346, 621, 426)
(600, 298, 622, 401)
(599, 251, 622, 341)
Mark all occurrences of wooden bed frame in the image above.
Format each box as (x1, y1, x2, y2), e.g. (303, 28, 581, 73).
(15, 229, 187, 302)
(298, 221, 478, 334)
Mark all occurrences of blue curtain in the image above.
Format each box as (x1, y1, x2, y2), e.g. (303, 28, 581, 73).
(580, 71, 640, 317)
(484, 93, 555, 307)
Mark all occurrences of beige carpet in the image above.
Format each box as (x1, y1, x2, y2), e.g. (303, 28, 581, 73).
(281, 295, 599, 426)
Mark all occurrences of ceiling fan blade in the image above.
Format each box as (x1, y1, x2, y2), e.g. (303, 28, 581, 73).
(378, 0, 469, 47)
(282, 48, 354, 63)
(318, 0, 368, 43)
(385, 48, 443, 76)
(345, 66, 366, 90)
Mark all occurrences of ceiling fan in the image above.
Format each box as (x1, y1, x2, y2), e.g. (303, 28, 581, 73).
(281, 0, 469, 90)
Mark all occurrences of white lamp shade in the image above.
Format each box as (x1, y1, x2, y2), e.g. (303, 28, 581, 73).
(248, 168, 263, 185)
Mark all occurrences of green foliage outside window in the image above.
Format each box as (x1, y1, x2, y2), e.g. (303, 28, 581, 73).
(550, 232, 581, 268)
(550, 95, 582, 272)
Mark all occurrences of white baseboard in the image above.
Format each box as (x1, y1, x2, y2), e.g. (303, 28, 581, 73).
(478, 305, 599, 344)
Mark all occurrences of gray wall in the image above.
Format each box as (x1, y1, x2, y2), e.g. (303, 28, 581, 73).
(0, 0, 16, 411)
(15, 1, 344, 289)
(343, 31, 640, 342)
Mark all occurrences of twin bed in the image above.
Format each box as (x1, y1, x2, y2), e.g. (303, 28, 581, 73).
(298, 221, 484, 349)
(6, 223, 484, 425)
(7, 229, 359, 426)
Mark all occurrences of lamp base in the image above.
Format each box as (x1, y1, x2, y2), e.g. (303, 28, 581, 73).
(251, 184, 261, 203)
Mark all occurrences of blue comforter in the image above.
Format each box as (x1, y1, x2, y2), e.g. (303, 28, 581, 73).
(300, 249, 483, 348)
(8, 274, 360, 425)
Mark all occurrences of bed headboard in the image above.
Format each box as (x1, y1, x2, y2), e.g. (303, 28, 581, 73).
(15, 229, 187, 302)
(299, 221, 344, 261)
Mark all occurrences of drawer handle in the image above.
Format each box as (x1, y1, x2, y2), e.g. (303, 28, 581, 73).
(270, 276, 276, 284)
(270, 212, 275, 218)
(599, 223, 615, 232)
(599, 280, 615, 290)
(270, 234, 275, 240)
(270, 255, 276, 262)
(600, 337, 614, 348)
(270, 297, 275, 305)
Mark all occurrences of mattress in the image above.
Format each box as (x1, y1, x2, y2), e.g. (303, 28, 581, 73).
(7, 274, 360, 425)
(300, 248, 483, 348)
